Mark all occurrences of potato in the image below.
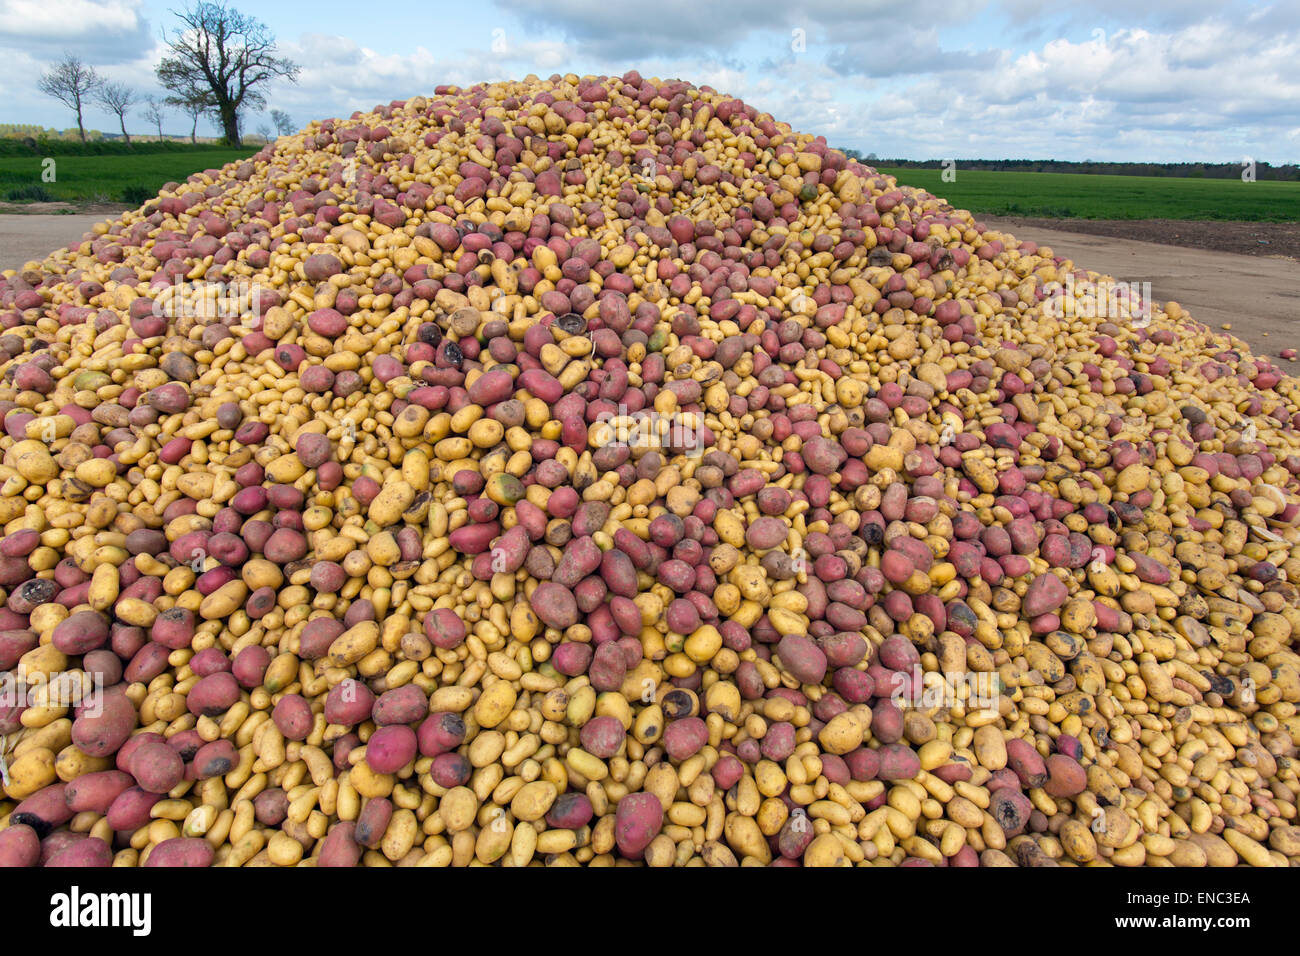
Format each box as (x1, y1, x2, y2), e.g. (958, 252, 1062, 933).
(64, 769, 134, 814)
(271, 694, 314, 741)
(128, 740, 185, 794)
(473, 680, 516, 729)
(50, 610, 110, 655)
(614, 792, 663, 859)
(318, 821, 362, 867)
(4, 748, 57, 800)
(46, 836, 113, 867)
(662, 717, 708, 761)
(510, 781, 557, 822)
(105, 786, 162, 831)
(0, 823, 41, 867)
(1005, 737, 1047, 788)
(11, 782, 73, 834)
(143, 837, 214, 867)
(354, 797, 394, 849)
(70, 690, 137, 758)
(372, 684, 427, 725)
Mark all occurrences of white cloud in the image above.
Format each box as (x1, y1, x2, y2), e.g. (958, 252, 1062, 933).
(0, 0, 152, 63)
(0, 0, 1295, 162)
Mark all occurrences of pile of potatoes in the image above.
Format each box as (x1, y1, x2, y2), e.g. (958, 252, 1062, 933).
(0, 73, 1297, 867)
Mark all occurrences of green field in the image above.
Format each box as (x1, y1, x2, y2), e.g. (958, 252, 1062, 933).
(878, 167, 1300, 222)
(0, 149, 257, 205)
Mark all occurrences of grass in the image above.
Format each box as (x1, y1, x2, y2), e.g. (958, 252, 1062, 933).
(0, 148, 257, 205)
(877, 167, 1300, 222)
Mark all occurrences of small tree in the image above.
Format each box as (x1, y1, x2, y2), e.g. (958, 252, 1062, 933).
(156, 2, 299, 147)
(142, 97, 167, 140)
(165, 91, 212, 143)
(37, 54, 102, 143)
(97, 82, 137, 144)
(256, 122, 272, 142)
(270, 108, 294, 136)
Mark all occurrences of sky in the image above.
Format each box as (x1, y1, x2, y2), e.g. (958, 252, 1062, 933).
(1, 0, 1298, 163)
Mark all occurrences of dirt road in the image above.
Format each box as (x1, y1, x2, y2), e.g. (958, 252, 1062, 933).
(2, 211, 1296, 358)
(0, 212, 117, 271)
(985, 217, 1298, 358)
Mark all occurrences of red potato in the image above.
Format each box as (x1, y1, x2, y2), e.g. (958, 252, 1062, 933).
(191, 740, 239, 779)
(877, 744, 921, 781)
(144, 837, 214, 867)
(579, 715, 626, 759)
(71, 690, 137, 757)
(371, 684, 427, 725)
(254, 789, 289, 826)
(662, 717, 709, 761)
(129, 740, 185, 794)
(271, 693, 314, 740)
(776, 634, 827, 684)
(1006, 737, 1049, 788)
(64, 770, 134, 814)
(614, 792, 664, 859)
(46, 836, 112, 867)
(324, 679, 374, 725)
(0, 824, 40, 866)
(185, 671, 241, 716)
(50, 610, 109, 654)
(11, 783, 73, 835)
(106, 787, 163, 831)
(364, 725, 417, 774)
(125, 641, 171, 683)
(318, 821, 362, 867)
(354, 797, 394, 848)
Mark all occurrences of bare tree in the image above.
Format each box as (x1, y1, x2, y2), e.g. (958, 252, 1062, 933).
(256, 122, 272, 142)
(37, 54, 102, 143)
(142, 97, 167, 140)
(270, 108, 294, 136)
(165, 91, 212, 144)
(97, 82, 137, 144)
(155, 2, 299, 147)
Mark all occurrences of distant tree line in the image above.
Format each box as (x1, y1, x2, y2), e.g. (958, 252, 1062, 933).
(839, 150, 1299, 182)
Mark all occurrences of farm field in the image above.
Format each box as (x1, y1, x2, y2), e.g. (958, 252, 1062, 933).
(877, 167, 1300, 222)
(0, 148, 257, 205)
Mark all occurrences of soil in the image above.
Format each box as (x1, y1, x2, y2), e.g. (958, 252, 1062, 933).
(984, 216, 1300, 261)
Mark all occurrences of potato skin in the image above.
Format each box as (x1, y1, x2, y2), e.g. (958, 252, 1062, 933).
(372, 684, 427, 725)
(144, 837, 214, 867)
(614, 792, 663, 859)
(106, 786, 162, 831)
(1006, 737, 1048, 788)
(64, 770, 134, 814)
(129, 740, 185, 794)
(191, 740, 239, 779)
(0, 824, 41, 866)
(877, 743, 921, 781)
(579, 715, 626, 759)
(318, 821, 362, 867)
(11, 783, 74, 835)
(70, 690, 137, 758)
(51, 610, 110, 655)
(46, 836, 113, 867)
(354, 797, 393, 848)
(271, 693, 314, 740)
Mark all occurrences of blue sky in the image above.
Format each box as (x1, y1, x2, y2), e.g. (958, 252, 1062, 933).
(1, 0, 1297, 163)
